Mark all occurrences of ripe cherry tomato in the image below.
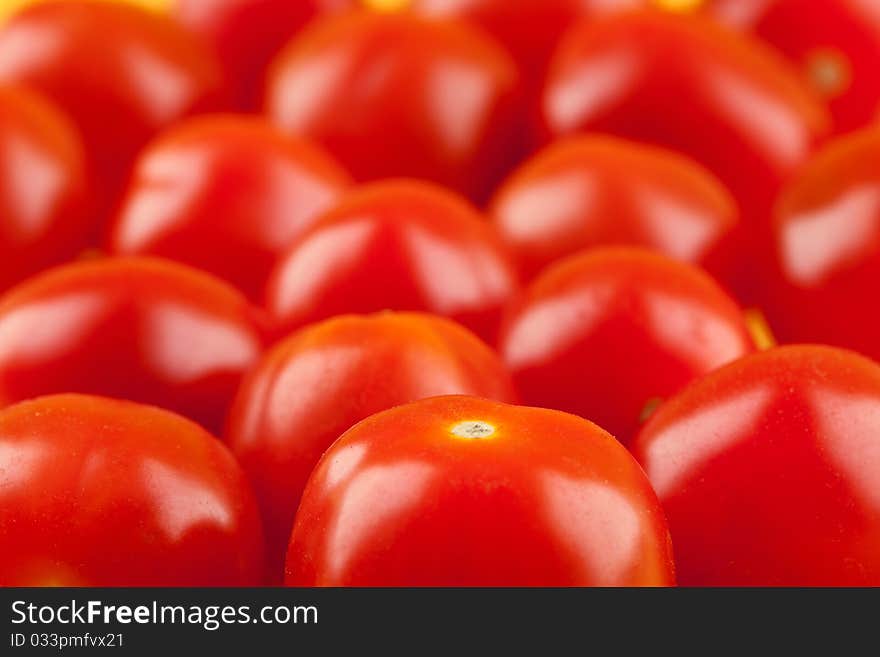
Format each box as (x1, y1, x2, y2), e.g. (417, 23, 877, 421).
(265, 180, 519, 343)
(0, 257, 264, 434)
(0, 394, 264, 586)
(708, 0, 880, 134)
(764, 127, 880, 362)
(0, 85, 90, 292)
(489, 135, 739, 284)
(285, 395, 675, 586)
(541, 10, 829, 300)
(634, 345, 880, 586)
(109, 115, 351, 301)
(174, 0, 351, 110)
(264, 10, 524, 202)
(498, 247, 754, 445)
(227, 311, 518, 581)
(0, 1, 224, 222)
(412, 0, 643, 93)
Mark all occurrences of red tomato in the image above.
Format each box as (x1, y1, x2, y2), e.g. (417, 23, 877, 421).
(0, 257, 264, 434)
(109, 115, 351, 301)
(0, 85, 90, 292)
(541, 10, 829, 300)
(285, 395, 675, 586)
(227, 311, 518, 581)
(264, 10, 523, 202)
(0, 394, 264, 586)
(765, 127, 880, 362)
(265, 179, 519, 343)
(412, 0, 643, 92)
(633, 345, 880, 586)
(498, 248, 754, 445)
(708, 0, 880, 134)
(490, 135, 739, 284)
(0, 1, 224, 222)
(174, 0, 351, 110)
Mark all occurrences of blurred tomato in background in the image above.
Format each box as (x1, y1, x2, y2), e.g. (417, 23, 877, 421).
(174, 0, 352, 110)
(766, 126, 880, 362)
(0, 394, 265, 586)
(707, 0, 880, 134)
(499, 247, 754, 445)
(227, 311, 517, 581)
(109, 115, 351, 301)
(265, 10, 524, 203)
(540, 9, 829, 301)
(0, 257, 264, 434)
(490, 135, 739, 285)
(0, 85, 90, 292)
(0, 1, 224, 224)
(265, 179, 519, 343)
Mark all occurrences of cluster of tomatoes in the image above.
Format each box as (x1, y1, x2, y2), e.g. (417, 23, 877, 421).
(1, 0, 879, 588)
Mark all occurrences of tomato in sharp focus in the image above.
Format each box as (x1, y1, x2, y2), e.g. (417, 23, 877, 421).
(285, 395, 675, 586)
(108, 115, 351, 302)
(174, 0, 352, 110)
(764, 127, 880, 362)
(708, 0, 880, 134)
(498, 247, 754, 445)
(0, 257, 264, 435)
(633, 345, 880, 586)
(0, 394, 264, 586)
(489, 135, 739, 284)
(0, 85, 90, 293)
(264, 10, 524, 203)
(227, 311, 517, 582)
(0, 1, 225, 224)
(411, 0, 644, 94)
(265, 179, 519, 344)
(540, 9, 829, 301)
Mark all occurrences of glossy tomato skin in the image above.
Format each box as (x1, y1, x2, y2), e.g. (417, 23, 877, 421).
(498, 248, 754, 445)
(490, 135, 739, 283)
(0, 257, 264, 434)
(412, 0, 643, 92)
(765, 127, 880, 362)
(227, 311, 518, 581)
(265, 180, 519, 344)
(286, 395, 675, 586)
(265, 11, 524, 203)
(0, 86, 90, 292)
(633, 345, 880, 586)
(0, 394, 264, 586)
(541, 10, 829, 300)
(709, 0, 880, 134)
(109, 115, 351, 301)
(174, 0, 351, 110)
(0, 1, 224, 222)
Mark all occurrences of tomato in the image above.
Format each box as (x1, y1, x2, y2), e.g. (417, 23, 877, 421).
(540, 10, 829, 300)
(498, 248, 754, 445)
(0, 85, 90, 292)
(764, 127, 880, 362)
(174, 0, 350, 110)
(489, 135, 739, 284)
(0, 257, 264, 434)
(708, 0, 880, 134)
(634, 345, 880, 586)
(264, 10, 523, 203)
(265, 179, 519, 343)
(285, 395, 674, 586)
(108, 115, 351, 301)
(411, 0, 643, 93)
(0, 394, 264, 586)
(0, 1, 224, 223)
(227, 311, 517, 581)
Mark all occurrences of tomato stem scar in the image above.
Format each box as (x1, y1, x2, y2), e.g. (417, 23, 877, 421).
(451, 421, 495, 439)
